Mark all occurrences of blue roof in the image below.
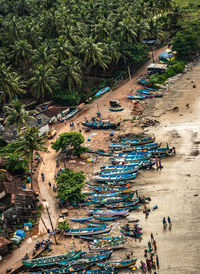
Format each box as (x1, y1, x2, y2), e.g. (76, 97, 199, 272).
(159, 52, 173, 58)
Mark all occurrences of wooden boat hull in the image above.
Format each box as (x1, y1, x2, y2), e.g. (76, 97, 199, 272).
(97, 258, 137, 269)
(64, 226, 112, 236)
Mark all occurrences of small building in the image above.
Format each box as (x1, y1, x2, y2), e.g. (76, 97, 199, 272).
(147, 63, 168, 75)
(0, 236, 12, 257)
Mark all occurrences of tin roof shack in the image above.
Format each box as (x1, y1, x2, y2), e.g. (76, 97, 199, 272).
(0, 236, 12, 257)
(147, 63, 168, 75)
(0, 180, 37, 229)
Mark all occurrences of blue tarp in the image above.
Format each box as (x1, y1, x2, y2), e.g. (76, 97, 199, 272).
(159, 52, 173, 58)
(16, 230, 26, 238)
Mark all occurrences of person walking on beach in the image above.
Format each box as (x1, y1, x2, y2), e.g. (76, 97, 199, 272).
(151, 233, 154, 242)
(156, 255, 159, 268)
(48, 182, 51, 188)
(168, 216, 172, 228)
(153, 239, 157, 251)
(155, 158, 159, 170)
(148, 241, 151, 251)
(41, 173, 45, 182)
(158, 159, 162, 170)
(163, 217, 166, 228)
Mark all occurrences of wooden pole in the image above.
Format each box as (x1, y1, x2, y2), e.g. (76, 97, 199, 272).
(46, 205, 58, 244)
(128, 66, 134, 92)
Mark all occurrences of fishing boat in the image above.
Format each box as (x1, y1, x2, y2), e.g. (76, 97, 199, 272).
(62, 109, 79, 121)
(64, 225, 112, 236)
(97, 258, 137, 269)
(89, 180, 135, 186)
(122, 142, 161, 151)
(91, 209, 129, 216)
(99, 166, 138, 176)
(92, 192, 134, 205)
(106, 199, 139, 209)
(58, 252, 112, 267)
(70, 216, 94, 222)
(81, 235, 125, 242)
(91, 192, 122, 198)
(109, 143, 131, 150)
(95, 86, 110, 97)
(121, 229, 142, 238)
(100, 163, 139, 171)
(94, 215, 120, 221)
(92, 173, 137, 182)
(122, 137, 154, 143)
(128, 93, 151, 100)
(31, 267, 115, 274)
(22, 250, 81, 267)
(82, 221, 108, 227)
(111, 155, 152, 164)
(89, 240, 126, 250)
(82, 121, 119, 130)
(138, 78, 152, 87)
(87, 184, 134, 193)
(137, 89, 163, 98)
(114, 151, 152, 157)
(109, 107, 124, 112)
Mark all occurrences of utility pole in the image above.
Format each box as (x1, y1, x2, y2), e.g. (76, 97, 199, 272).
(152, 47, 155, 63)
(46, 205, 58, 245)
(128, 66, 134, 92)
(96, 99, 100, 114)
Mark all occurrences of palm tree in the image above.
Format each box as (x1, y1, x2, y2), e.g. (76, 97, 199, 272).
(117, 18, 137, 43)
(16, 127, 48, 189)
(51, 36, 74, 64)
(79, 37, 108, 70)
(29, 64, 57, 101)
(9, 39, 33, 67)
(32, 43, 57, 69)
(3, 99, 36, 132)
(57, 57, 82, 90)
(0, 64, 26, 105)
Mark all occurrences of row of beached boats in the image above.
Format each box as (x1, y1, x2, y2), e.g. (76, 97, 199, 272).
(23, 136, 174, 273)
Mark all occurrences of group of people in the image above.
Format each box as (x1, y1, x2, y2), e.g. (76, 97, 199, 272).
(41, 172, 58, 192)
(163, 216, 172, 229)
(141, 233, 159, 272)
(32, 239, 53, 256)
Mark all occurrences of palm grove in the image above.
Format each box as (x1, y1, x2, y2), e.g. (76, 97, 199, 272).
(0, 0, 183, 106)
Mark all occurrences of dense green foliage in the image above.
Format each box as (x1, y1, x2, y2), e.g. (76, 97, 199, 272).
(58, 220, 69, 230)
(150, 60, 185, 84)
(6, 154, 27, 175)
(52, 131, 88, 156)
(0, 0, 179, 105)
(3, 99, 36, 132)
(172, 20, 200, 60)
(55, 168, 85, 203)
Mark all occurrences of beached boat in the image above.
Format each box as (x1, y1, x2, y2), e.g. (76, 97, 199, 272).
(121, 229, 142, 238)
(122, 137, 154, 143)
(111, 155, 152, 164)
(91, 209, 129, 216)
(62, 109, 79, 121)
(92, 192, 134, 205)
(137, 89, 163, 97)
(91, 192, 122, 198)
(64, 225, 112, 236)
(97, 258, 137, 269)
(94, 215, 120, 221)
(92, 173, 137, 182)
(70, 216, 94, 222)
(99, 166, 138, 176)
(82, 221, 108, 227)
(109, 107, 124, 112)
(81, 235, 125, 242)
(87, 184, 134, 193)
(128, 93, 151, 100)
(31, 267, 115, 274)
(109, 143, 131, 150)
(22, 250, 81, 267)
(95, 86, 110, 97)
(89, 240, 126, 250)
(82, 121, 119, 130)
(106, 199, 139, 209)
(122, 142, 161, 151)
(100, 163, 139, 171)
(138, 78, 152, 87)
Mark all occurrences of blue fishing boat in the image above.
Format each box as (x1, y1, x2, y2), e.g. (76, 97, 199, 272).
(122, 137, 154, 143)
(109, 143, 131, 150)
(62, 109, 79, 121)
(138, 78, 152, 87)
(101, 163, 139, 171)
(91, 209, 129, 216)
(82, 221, 108, 227)
(111, 155, 152, 164)
(64, 225, 112, 236)
(97, 258, 137, 269)
(92, 173, 137, 182)
(123, 142, 161, 151)
(89, 239, 127, 250)
(94, 215, 120, 221)
(92, 192, 134, 205)
(87, 184, 134, 193)
(81, 235, 125, 242)
(70, 216, 94, 222)
(91, 192, 121, 198)
(128, 93, 151, 100)
(106, 199, 139, 209)
(137, 89, 163, 97)
(82, 121, 119, 130)
(121, 229, 142, 238)
(95, 86, 110, 97)
(100, 166, 138, 176)
(114, 151, 152, 157)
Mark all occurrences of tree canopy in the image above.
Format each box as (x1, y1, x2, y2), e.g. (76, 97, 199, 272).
(51, 131, 87, 156)
(0, 0, 179, 105)
(55, 168, 85, 203)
